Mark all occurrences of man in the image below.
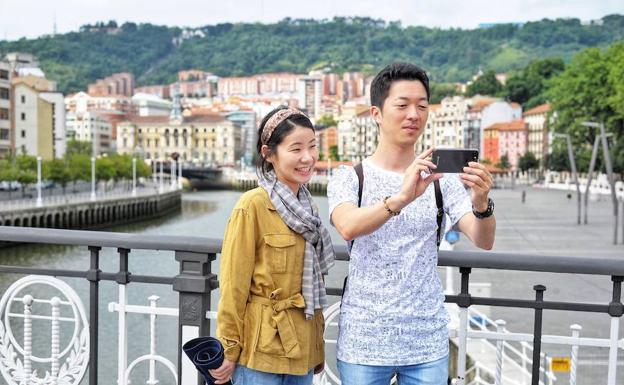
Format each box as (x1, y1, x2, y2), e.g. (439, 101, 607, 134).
(327, 62, 496, 385)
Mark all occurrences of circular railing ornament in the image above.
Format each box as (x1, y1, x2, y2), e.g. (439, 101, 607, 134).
(0, 275, 89, 385)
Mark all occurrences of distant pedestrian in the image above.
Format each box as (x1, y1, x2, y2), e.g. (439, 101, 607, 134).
(522, 190, 526, 203)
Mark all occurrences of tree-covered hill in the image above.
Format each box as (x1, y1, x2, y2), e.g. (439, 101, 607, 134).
(1, 15, 622, 94)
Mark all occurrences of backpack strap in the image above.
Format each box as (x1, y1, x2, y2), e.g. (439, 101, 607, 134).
(434, 179, 444, 247)
(354, 162, 364, 208)
(344, 163, 363, 300)
(347, 163, 364, 255)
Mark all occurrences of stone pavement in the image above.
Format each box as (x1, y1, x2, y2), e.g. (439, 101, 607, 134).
(453, 186, 624, 384)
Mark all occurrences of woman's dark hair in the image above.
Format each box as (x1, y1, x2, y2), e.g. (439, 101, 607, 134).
(256, 106, 315, 178)
(370, 62, 430, 109)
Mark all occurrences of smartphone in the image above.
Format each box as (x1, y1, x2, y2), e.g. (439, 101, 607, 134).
(432, 148, 479, 173)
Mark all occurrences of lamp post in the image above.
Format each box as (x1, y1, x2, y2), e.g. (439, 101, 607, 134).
(132, 158, 137, 197)
(152, 160, 157, 186)
(582, 121, 619, 244)
(170, 160, 176, 190)
(178, 160, 183, 190)
(90, 157, 96, 202)
(159, 160, 164, 194)
(553, 133, 580, 225)
(36, 156, 42, 207)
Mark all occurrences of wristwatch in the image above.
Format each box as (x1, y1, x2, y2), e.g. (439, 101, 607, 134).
(473, 198, 494, 219)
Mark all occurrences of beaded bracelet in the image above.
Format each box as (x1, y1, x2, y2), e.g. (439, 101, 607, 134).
(382, 196, 401, 216)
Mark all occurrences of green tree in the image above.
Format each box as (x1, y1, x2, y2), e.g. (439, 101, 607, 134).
(465, 70, 503, 97)
(329, 145, 340, 161)
(95, 157, 116, 189)
(66, 138, 93, 157)
(429, 83, 459, 104)
(503, 58, 565, 108)
(0, 160, 19, 198)
(316, 114, 337, 127)
(547, 42, 624, 174)
(518, 151, 539, 172)
(496, 153, 511, 170)
(44, 159, 71, 194)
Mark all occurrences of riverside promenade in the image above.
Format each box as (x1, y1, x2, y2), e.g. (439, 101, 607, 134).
(0, 182, 182, 229)
(451, 186, 624, 384)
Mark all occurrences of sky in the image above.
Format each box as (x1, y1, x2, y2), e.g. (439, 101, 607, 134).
(0, 0, 622, 41)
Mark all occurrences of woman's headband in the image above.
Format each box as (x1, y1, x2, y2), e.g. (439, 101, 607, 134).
(261, 108, 305, 144)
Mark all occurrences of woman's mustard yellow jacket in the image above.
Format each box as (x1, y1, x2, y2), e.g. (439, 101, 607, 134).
(216, 187, 324, 375)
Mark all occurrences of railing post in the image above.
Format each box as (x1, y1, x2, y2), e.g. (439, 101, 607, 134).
(569, 324, 581, 385)
(116, 248, 131, 385)
(456, 267, 472, 385)
(531, 284, 546, 385)
(495, 319, 506, 385)
(607, 276, 623, 385)
(174, 250, 218, 385)
(87, 246, 101, 385)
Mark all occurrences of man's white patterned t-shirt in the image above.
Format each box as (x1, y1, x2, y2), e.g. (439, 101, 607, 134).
(327, 159, 472, 365)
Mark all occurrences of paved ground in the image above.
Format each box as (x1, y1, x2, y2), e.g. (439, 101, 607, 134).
(452, 186, 624, 384)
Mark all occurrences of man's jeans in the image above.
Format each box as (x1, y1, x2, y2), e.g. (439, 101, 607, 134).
(232, 364, 313, 385)
(337, 355, 448, 385)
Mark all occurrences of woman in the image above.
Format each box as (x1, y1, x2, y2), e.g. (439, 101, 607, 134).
(211, 106, 335, 385)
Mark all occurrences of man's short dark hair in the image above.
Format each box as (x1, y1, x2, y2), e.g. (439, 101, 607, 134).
(370, 62, 430, 109)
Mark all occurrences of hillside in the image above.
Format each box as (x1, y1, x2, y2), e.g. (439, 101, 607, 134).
(1, 15, 622, 94)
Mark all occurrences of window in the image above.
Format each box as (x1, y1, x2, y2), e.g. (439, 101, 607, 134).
(21, 130, 26, 138)
(21, 95, 25, 103)
(0, 108, 8, 120)
(0, 70, 8, 80)
(0, 87, 8, 100)
(21, 113, 25, 121)
(0, 129, 8, 140)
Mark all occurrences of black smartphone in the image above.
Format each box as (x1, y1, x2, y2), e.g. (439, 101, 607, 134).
(432, 148, 479, 173)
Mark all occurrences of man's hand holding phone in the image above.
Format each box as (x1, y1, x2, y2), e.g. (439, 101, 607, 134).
(430, 148, 493, 211)
(395, 148, 443, 208)
(460, 161, 493, 212)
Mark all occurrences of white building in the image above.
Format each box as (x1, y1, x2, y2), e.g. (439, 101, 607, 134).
(427, 96, 470, 149)
(116, 114, 242, 166)
(298, 75, 322, 119)
(13, 82, 66, 159)
(0, 61, 10, 157)
(337, 107, 377, 162)
(66, 111, 113, 156)
(132, 92, 172, 116)
(523, 103, 551, 166)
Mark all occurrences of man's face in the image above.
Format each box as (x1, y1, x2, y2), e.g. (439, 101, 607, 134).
(371, 80, 429, 146)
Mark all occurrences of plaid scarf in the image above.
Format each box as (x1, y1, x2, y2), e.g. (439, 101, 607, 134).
(258, 172, 335, 319)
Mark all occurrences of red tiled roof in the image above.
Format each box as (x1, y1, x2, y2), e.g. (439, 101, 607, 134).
(484, 119, 527, 131)
(523, 103, 550, 116)
(468, 99, 496, 112)
(356, 107, 371, 118)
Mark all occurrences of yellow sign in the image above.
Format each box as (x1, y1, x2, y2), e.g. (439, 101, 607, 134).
(551, 357, 571, 372)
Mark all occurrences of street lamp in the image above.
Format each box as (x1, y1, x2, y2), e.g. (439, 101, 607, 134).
(178, 159, 183, 190)
(582, 121, 619, 244)
(90, 157, 96, 202)
(132, 158, 137, 197)
(170, 160, 176, 190)
(553, 133, 580, 225)
(36, 156, 42, 207)
(159, 160, 164, 194)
